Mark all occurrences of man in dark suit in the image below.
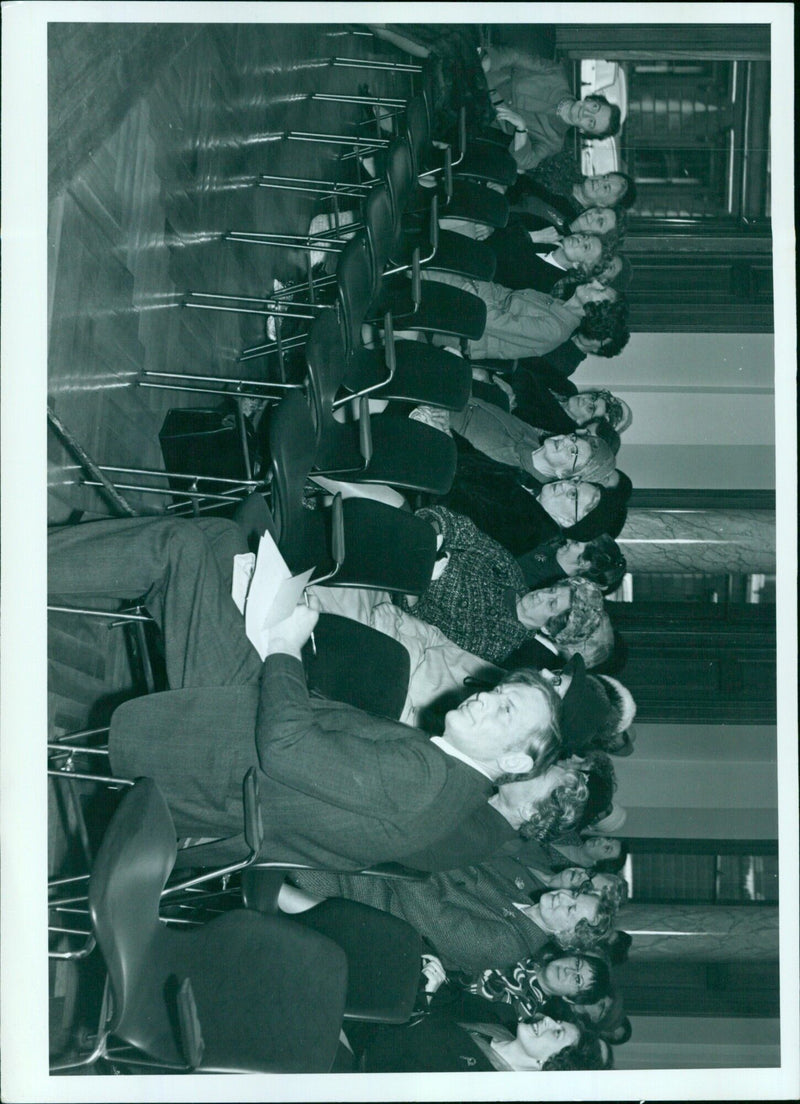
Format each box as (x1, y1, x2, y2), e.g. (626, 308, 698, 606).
(49, 516, 561, 870)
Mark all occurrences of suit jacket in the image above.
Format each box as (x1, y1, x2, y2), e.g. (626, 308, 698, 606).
(292, 862, 552, 974)
(489, 222, 568, 293)
(485, 48, 572, 171)
(400, 802, 519, 872)
(358, 990, 516, 1073)
(109, 655, 493, 871)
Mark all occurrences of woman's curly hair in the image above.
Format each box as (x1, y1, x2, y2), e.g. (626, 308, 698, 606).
(542, 1028, 612, 1070)
(519, 768, 590, 841)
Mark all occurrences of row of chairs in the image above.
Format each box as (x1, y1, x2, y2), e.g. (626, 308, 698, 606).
(49, 36, 522, 1074)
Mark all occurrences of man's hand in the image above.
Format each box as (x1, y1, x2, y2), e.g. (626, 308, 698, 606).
(266, 599, 319, 659)
(494, 103, 527, 132)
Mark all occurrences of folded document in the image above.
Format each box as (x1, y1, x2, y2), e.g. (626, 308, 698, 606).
(232, 532, 315, 661)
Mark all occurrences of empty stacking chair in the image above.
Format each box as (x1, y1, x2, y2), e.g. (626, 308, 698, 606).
(263, 389, 439, 594)
(51, 777, 348, 1073)
(305, 308, 458, 497)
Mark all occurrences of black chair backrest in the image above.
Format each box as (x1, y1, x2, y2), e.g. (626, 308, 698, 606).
(267, 392, 317, 548)
(363, 182, 396, 294)
(305, 309, 350, 438)
(383, 136, 416, 228)
(88, 779, 177, 1037)
(334, 231, 375, 357)
(403, 94, 431, 178)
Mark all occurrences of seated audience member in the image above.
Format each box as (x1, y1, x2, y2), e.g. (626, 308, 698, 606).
(599, 253, 633, 292)
(510, 158, 637, 218)
(401, 749, 618, 872)
(545, 663, 637, 755)
(447, 397, 618, 485)
(515, 831, 628, 875)
(423, 268, 625, 362)
(485, 226, 615, 295)
(353, 993, 610, 1072)
(524, 867, 629, 911)
(548, 984, 631, 1045)
(481, 47, 620, 172)
(472, 365, 632, 441)
(394, 505, 612, 667)
(502, 598, 616, 673)
(440, 438, 628, 556)
(517, 533, 627, 593)
(461, 947, 611, 1020)
(289, 858, 617, 974)
(49, 516, 562, 870)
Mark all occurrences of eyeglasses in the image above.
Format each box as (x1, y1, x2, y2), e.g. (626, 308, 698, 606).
(563, 433, 582, 474)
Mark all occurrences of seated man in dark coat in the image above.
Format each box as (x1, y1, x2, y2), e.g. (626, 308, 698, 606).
(49, 516, 562, 871)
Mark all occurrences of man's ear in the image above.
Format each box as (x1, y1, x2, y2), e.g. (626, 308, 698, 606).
(497, 751, 534, 777)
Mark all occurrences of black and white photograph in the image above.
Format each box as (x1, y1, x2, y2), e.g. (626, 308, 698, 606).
(1, 3, 797, 1100)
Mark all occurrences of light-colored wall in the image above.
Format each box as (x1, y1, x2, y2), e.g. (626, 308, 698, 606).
(576, 333, 775, 489)
(614, 723, 778, 839)
(619, 1016, 780, 1069)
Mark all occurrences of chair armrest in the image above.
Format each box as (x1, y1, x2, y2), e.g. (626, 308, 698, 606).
(418, 193, 439, 265)
(410, 247, 422, 312)
(243, 766, 264, 854)
(353, 862, 430, 882)
(329, 492, 345, 568)
(358, 397, 373, 465)
(176, 978, 205, 1070)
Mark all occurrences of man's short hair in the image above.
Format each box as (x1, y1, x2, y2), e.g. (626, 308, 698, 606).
(495, 667, 563, 775)
(584, 95, 621, 139)
(614, 172, 637, 209)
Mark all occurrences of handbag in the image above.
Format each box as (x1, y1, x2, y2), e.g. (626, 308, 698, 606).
(158, 401, 261, 484)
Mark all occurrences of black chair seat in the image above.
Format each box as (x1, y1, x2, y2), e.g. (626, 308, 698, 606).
(347, 341, 472, 411)
(423, 228, 497, 282)
(88, 778, 347, 1072)
(316, 413, 457, 496)
(373, 277, 487, 341)
(454, 141, 518, 187)
(295, 899, 423, 1025)
(397, 225, 497, 282)
(304, 613, 411, 719)
(429, 179, 509, 229)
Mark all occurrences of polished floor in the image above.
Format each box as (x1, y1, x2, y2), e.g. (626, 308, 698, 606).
(47, 22, 407, 1065)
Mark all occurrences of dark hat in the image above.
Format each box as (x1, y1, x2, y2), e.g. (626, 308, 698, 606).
(564, 485, 628, 541)
(559, 654, 615, 755)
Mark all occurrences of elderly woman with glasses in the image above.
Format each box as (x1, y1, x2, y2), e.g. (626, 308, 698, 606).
(396, 505, 613, 668)
(446, 395, 618, 487)
(439, 437, 631, 560)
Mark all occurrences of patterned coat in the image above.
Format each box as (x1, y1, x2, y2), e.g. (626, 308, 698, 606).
(400, 505, 532, 665)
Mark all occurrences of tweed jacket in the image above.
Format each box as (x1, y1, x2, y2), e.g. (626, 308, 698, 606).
(109, 654, 493, 870)
(399, 801, 520, 872)
(485, 48, 572, 172)
(292, 862, 553, 974)
(399, 505, 532, 665)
